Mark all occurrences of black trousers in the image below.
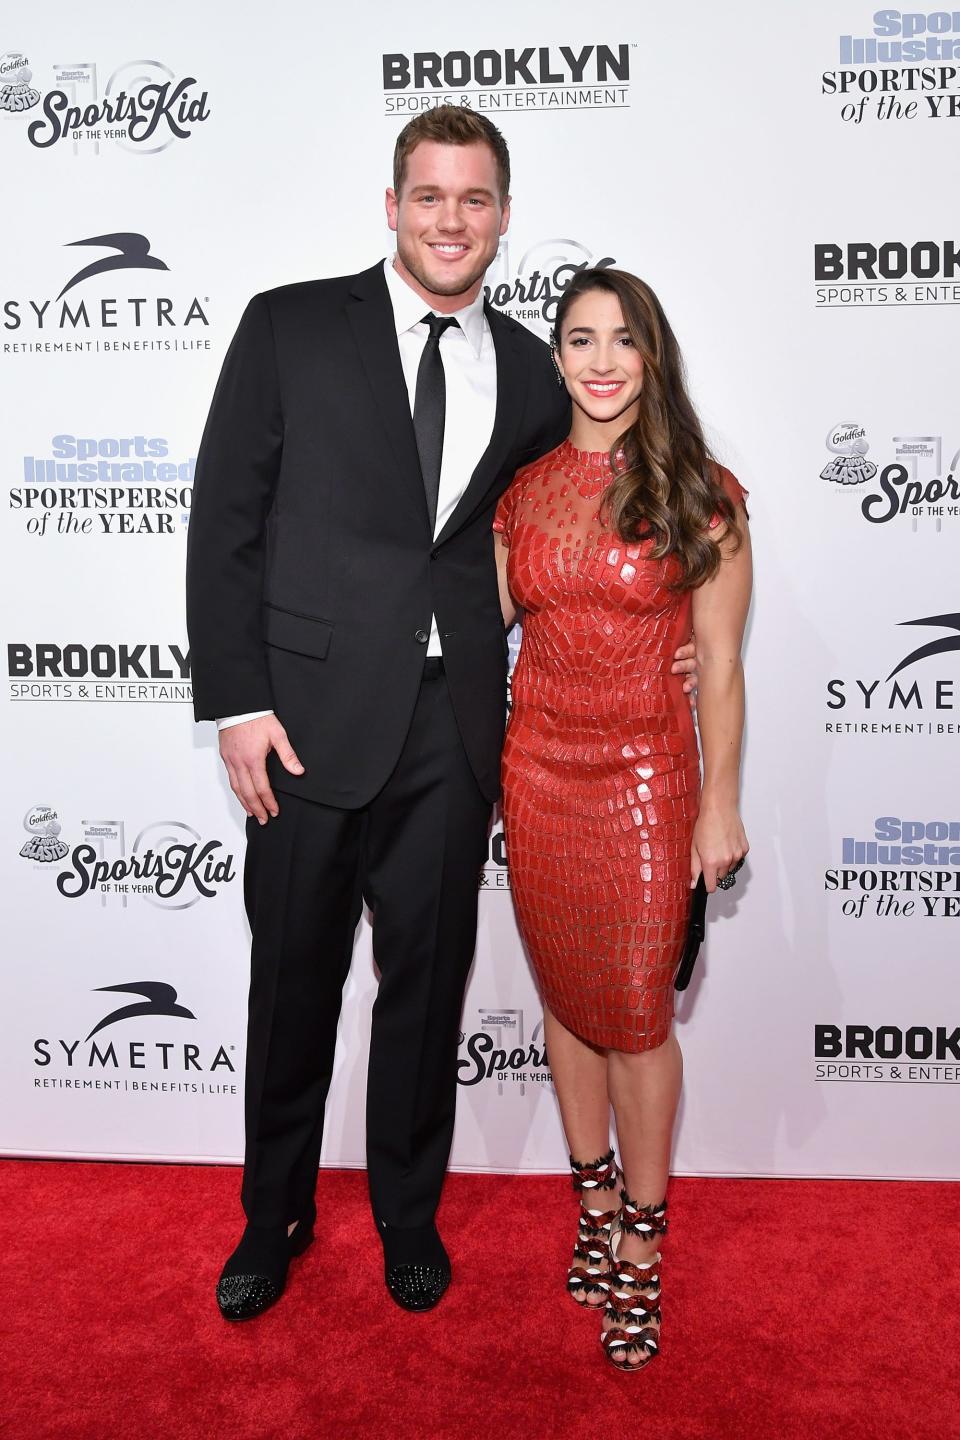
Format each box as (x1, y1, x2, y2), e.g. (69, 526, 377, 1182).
(240, 665, 492, 1230)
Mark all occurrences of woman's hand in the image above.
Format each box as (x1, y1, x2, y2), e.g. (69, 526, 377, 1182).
(690, 804, 749, 893)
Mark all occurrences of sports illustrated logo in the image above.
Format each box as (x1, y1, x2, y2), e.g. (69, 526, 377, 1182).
(825, 612, 960, 736)
(10, 433, 194, 539)
(813, 240, 960, 308)
(2, 235, 211, 360)
(820, 427, 960, 529)
(8, 642, 192, 704)
(825, 814, 960, 922)
(23, 57, 210, 153)
(457, 1009, 551, 1095)
(20, 805, 68, 863)
(484, 240, 617, 339)
(822, 11, 960, 125)
(0, 52, 40, 111)
(382, 44, 631, 115)
(24, 816, 237, 909)
(814, 1023, 960, 1085)
(32, 981, 238, 1097)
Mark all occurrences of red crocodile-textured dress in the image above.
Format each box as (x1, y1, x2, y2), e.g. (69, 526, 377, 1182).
(495, 440, 747, 1053)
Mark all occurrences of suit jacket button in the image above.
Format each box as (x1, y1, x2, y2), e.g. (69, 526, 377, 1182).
(414, 629, 429, 644)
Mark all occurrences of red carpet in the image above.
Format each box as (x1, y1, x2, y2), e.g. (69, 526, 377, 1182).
(1, 1163, 956, 1440)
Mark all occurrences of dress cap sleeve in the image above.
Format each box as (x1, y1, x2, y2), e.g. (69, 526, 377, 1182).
(708, 464, 749, 528)
(494, 478, 520, 542)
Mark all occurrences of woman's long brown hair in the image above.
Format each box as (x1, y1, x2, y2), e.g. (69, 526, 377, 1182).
(553, 267, 741, 590)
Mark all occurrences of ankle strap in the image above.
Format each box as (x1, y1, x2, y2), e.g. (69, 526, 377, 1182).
(619, 1193, 668, 1239)
(569, 1148, 618, 1194)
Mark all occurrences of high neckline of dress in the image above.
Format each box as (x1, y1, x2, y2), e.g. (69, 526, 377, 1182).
(561, 438, 613, 469)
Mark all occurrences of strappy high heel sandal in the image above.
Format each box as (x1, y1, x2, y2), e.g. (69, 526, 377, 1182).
(567, 1148, 620, 1308)
(601, 1194, 668, 1371)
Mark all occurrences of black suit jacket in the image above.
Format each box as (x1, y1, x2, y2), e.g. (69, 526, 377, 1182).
(186, 261, 570, 807)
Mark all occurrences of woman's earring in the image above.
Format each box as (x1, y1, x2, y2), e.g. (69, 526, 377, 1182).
(549, 329, 566, 388)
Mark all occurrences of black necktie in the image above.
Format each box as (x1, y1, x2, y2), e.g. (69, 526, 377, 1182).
(413, 313, 459, 532)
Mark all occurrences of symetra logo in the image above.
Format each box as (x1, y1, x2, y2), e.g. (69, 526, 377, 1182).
(3, 235, 211, 359)
(825, 612, 960, 736)
(889, 613, 960, 676)
(57, 233, 169, 299)
(86, 982, 197, 1040)
(32, 981, 238, 1095)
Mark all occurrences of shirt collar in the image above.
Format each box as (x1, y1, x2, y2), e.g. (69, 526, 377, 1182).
(383, 256, 488, 359)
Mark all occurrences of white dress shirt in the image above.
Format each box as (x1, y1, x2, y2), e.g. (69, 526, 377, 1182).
(218, 256, 498, 730)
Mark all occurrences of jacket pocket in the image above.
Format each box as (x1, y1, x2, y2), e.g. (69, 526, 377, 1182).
(262, 603, 333, 660)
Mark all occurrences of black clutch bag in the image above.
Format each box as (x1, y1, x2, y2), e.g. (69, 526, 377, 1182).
(674, 875, 708, 991)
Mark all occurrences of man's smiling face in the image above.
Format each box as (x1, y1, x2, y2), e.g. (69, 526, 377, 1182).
(386, 139, 510, 310)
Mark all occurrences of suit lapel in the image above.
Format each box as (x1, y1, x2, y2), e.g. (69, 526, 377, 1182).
(434, 303, 528, 546)
(345, 264, 431, 530)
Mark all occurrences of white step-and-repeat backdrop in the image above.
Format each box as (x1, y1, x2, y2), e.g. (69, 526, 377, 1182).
(2, 2, 957, 1179)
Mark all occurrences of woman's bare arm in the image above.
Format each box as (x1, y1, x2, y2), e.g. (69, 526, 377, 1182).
(690, 515, 753, 890)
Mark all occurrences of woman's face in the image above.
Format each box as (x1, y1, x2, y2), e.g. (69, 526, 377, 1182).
(557, 288, 644, 428)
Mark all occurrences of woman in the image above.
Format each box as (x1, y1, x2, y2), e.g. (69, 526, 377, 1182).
(494, 268, 751, 1372)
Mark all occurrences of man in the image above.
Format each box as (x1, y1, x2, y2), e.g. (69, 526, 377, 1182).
(187, 106, 696, 1321)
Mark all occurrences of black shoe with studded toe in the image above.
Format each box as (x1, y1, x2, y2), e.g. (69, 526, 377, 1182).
(216, 1204, 315, 1322)
(380, 1219, 451, 1312)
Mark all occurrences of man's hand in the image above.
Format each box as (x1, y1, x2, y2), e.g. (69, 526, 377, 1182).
(671, 636, 699, 708)
(219, 715, 304, 824)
